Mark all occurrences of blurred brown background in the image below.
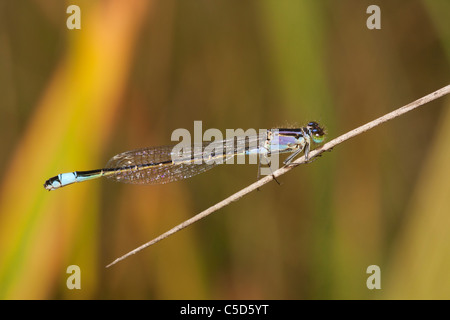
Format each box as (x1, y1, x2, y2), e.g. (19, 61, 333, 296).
(0, 0, 449, 299)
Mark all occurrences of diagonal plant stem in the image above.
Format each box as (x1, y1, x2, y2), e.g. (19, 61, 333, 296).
(106, 84, 450, 268)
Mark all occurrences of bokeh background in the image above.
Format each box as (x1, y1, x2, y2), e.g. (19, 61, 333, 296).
(0, 0, 449, 299)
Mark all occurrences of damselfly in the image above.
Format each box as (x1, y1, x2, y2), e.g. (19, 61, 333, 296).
(44, 121, 325, 191)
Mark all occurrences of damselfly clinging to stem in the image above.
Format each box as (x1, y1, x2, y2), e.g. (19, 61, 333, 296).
(44, 121, 326, 191)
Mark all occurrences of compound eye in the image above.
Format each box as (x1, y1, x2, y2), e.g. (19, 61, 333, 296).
(311, 128, 325, 144)
(308, 121, 318, 127)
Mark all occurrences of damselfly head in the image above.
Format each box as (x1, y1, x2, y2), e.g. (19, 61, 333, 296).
(306, 121, 326, 144)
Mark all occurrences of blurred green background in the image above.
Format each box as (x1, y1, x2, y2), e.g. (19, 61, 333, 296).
(0, 0, 449, 299)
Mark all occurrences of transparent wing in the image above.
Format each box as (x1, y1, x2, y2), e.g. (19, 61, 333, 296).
(104, 133, 267, 185)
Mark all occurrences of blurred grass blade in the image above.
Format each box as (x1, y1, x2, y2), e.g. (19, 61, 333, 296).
(0, 1, 150, 299)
